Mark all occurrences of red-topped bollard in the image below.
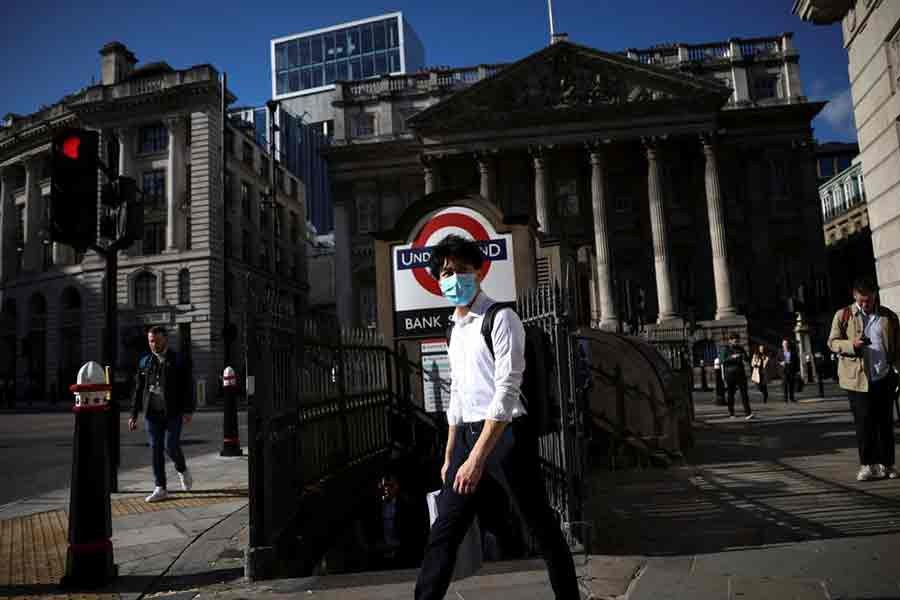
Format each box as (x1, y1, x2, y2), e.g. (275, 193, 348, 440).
(61, 361, 117, 588)
(220, 366, 243, 457)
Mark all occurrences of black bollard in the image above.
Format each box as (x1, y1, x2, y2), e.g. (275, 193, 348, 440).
(61, 362, 117, 589)
(816, 353, 825, 398)
(221, 366, 243, 457)
(700, 361, 710, 391)
(714, 361, 726, 406)
(806, 355, 814, 384)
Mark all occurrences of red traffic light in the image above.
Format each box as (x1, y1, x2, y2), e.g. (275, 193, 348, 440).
(61, 136, 81, 160)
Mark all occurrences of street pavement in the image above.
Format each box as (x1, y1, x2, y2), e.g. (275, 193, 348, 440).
(2, 380, 899, 599)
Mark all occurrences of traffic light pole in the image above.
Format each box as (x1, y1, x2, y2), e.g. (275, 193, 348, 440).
(102, 247, 119, 492)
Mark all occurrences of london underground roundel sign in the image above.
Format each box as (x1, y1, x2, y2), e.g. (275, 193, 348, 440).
(393, 206, 517, 337)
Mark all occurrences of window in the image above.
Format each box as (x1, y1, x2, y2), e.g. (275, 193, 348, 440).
(134, 272, 157, 307)
(242, 141, 254, 168)
(259, 155, 269, 179)
(556, 178, 580, 216)
(142, 170, 166, 209)
(752, 75, 780, 101)
(241, 182, 252, 218)
(225, 222, 232, 258)
(139, 124, 168, 154)
(185, 212, 192, 250)
(224, 171, 233, 209)
(818, 157, 835, 179)
(178, 269, 191, 304)
(837, 156, 852, 172)
(356, 188, 378, 234)
(185, 115, 192, 148)
(224, 129, 234, 156)
(352, 113, 375, 138)
(360, 284, 376, 328)
(242, 230, 251, 263)
(142, 222, 165, 255)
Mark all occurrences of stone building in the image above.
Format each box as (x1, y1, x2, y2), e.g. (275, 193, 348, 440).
(325, 34, 827, 345)
(0, 42, 308, 405)
(795, 0, 900, 307)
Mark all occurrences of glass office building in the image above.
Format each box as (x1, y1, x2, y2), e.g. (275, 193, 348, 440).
(271, 12, 425, 99)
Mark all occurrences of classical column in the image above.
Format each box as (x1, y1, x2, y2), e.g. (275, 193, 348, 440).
(589, 148, 618, 330)
(23, 157, 43, 272)
(422, 155, 438, 195)
(165, 116, 184, 251)
(0, 169, 15, 281)
(531, 147, 549, 233)
(476, 152, 496, 204)
(702, 136, 737, 320)
(645, 140, 677, 322)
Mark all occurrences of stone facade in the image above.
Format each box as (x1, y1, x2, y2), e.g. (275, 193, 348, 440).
(795, 0, 900, 307)
(0, 42, 309, 405)
(325, 36, 827, 344)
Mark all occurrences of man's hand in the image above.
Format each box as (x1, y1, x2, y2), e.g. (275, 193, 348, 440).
(127, 417, 138, 432)
(853, 338, 867, 350)
(183, 413, 192, 425)
(453, 455, 484, 495)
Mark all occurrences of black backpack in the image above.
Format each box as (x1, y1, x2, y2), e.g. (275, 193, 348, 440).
(447, 302, 559, 435)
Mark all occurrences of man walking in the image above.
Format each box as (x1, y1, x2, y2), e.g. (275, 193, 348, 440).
(778, 337, 801, 403)
(720, 333, 753, 420)
(415, 235, 579, 600)
(128, 326, 194, 502)
(828, 278, 899, 481)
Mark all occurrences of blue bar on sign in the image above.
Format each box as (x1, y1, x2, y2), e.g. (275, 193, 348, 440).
(396, 239, 508, 271)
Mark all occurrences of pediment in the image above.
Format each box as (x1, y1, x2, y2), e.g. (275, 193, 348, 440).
(408, 41, 732, 134)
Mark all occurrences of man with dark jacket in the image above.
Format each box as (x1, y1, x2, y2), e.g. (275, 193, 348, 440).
(720, 333, 754, 420)
(365, 472, 428, 570)
(128, 326, 194, 502)
(777, 337, 801, 403)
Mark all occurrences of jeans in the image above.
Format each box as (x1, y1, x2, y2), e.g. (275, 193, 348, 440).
(848, 373, 897, 467)
(783, 368, 797, 402)
(145, 413, 187, 489)
(414, 419, 579, 600)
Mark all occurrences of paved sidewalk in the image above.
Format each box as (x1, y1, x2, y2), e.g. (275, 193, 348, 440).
(1, 449, 249, 600)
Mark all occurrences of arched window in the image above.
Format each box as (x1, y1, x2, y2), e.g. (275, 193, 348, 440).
(178, 269, 191, 304)
(134, 272, 157, 307)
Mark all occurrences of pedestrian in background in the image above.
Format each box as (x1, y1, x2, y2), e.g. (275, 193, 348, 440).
(778, 337, 800, 403)
(828, 278, 899, 482)
(128, 326, 194, 502)
(751, 344, 770, 404)
(720, 333, 754, 420)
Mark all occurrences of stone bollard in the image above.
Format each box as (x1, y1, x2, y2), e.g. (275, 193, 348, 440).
(61, 361, 117, 588)
(220, 366, 243, 457)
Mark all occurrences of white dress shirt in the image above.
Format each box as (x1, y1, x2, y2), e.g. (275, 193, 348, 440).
(447, 292, 527, 425)
(858, 307, 890, 382)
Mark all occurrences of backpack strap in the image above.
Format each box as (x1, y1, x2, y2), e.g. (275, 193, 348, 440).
(839, 305, 853, 337)
(480, 302, 516, 359)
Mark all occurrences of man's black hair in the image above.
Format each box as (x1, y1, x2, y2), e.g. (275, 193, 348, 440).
(427, 234, 484, 280)
(148, 325, 168, 337)
(852, 277, 878, 295)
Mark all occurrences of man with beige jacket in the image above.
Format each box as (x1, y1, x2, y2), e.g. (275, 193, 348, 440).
(828, 278, 900, 481)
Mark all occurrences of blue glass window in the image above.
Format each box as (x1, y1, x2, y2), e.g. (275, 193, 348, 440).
(310, 36, 323, 63)
(277, 72, 289, 94)
(363, 54, 375, 78)
(299, 38, 310, 66)
(374, 22, 386, 51)
(351, 57, 362, 79)
(275, 44, 288, 71)
(387, 20, 399, 48)
(336, 59, 349, 81)
(348, 29, 359, 55)
(287, 41, 298, 68)
(311, 66, 323, 87)
(375, 52, 387, 74)
(301, 68, 312, 90)
(289, 69, 300, 92)
(361, 26, 373, 53)
(389, 49, 401, 72)
(335, 32, 347, 58)
(324, 33, 335, 61)
(325, 63, 336, 84)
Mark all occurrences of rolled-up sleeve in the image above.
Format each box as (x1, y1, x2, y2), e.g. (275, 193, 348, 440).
(485, 309, 527, 422)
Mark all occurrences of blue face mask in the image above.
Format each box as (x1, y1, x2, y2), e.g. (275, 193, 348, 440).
(440, 273, 478, 306)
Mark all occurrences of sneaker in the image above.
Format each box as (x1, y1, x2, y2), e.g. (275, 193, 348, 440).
(857, 465, 875, 482)
(884, 466, 898, 479)
(178, 469, 193, 492)
(745, 413, 755, 420)
(873, 464, 887, 478)
(146, 486, 169, 503)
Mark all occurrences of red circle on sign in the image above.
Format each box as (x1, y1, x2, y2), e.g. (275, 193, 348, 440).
(412, 212, 492, 297)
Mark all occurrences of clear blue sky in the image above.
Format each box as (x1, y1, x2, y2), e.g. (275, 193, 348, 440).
(2, 0, 854, 143)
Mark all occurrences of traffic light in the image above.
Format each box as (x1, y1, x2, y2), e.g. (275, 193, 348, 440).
(50, 128, 99, 252)
(99, 176, 141, 246)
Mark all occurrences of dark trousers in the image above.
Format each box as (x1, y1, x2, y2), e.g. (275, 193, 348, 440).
(848, 374, 897, 467)
(726, 374, 751, 416)
(414, 420, 579, 600)
(783, 369, 797, 402)
(145, 413, 187, 488)
(756, 382, 768, 404)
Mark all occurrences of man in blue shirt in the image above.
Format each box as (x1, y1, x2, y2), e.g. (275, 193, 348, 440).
(414, 235, 579, 600)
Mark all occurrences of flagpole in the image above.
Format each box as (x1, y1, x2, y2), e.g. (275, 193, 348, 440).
(547, 0, 556, 37)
